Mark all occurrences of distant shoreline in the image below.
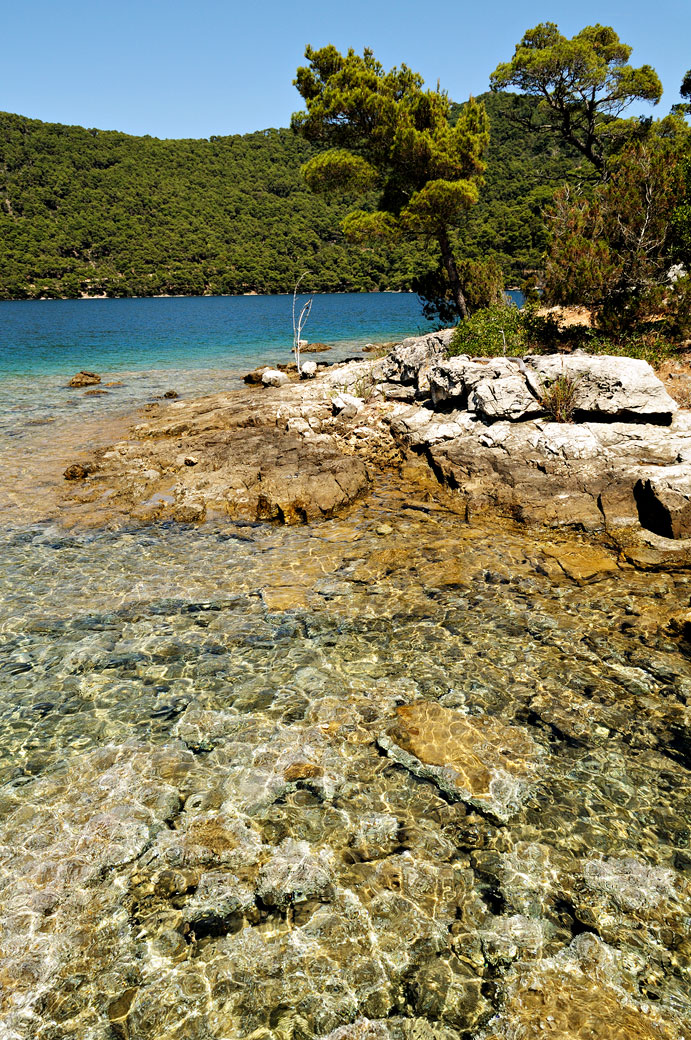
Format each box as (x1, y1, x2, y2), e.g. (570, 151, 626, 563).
(0, 289, 417, 304)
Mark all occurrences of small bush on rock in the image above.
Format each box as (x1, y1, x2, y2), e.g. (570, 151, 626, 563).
(448, 303, 527, 357)
(539, 373, 582, 422)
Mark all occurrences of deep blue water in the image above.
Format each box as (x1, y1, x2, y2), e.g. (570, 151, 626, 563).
(0, 293, 434, 380)
(0, 291, 521, 437)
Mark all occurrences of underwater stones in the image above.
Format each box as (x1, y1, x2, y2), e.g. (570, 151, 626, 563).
(408, 957, 489, 1031)
(182, 869, 255, 927)
(540, 543, 620, 585)
(378, 702, 542, 822)
(583, 855, 676, 913)
(0, 746, 196, 1035)
(319, 1019, 393, 1040)
(143, 808, 263, 873)
(570, 855, 691, 955)
(497, 841, 575, 919)
(479, 913, 546, 966)
(350, 813, 399, 860)
(282, 760, 324, 782)
(261, 585, 309, 611)
(173, 707, 239, 752)
(67, 370, 101, 387)
(478, 934, 683, 1040)
(201, 910, 387, 1036)
(256, 837, 335, 907)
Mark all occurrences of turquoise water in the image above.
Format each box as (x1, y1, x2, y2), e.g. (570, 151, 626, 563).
(0, 293, 434, 436)
(0, 293, 432, 379)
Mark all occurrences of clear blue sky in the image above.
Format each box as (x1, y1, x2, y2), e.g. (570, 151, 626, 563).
(3, 0, 689, 138)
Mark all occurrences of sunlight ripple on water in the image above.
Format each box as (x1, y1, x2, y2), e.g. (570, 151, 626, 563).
(0, 295, 689, 1039)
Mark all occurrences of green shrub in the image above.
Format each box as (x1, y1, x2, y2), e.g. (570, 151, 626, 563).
(538, 373, 582, 422)
(447, 302, 527, 357)
(447, 301, 683, 366)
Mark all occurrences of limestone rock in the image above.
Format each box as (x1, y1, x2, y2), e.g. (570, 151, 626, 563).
(387, 402, 691, 553)
(262, 369, 290, 388)
(378, 330, 454, 393)
(378, 702, 542, 822)
(525, 354, 679, 423)
(429, 358, 519, 407)
(469, 374, 543, 421)
(300, 360, 318, 378)
(332, 392, 364, 418)
(634, 465, 691, 538)
(67, 370, 101, 387)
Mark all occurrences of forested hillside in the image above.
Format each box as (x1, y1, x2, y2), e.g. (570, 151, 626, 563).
(0, 93, 585, 300)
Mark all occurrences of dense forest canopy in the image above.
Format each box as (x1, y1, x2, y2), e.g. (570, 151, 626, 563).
(0, 93, 586, 301)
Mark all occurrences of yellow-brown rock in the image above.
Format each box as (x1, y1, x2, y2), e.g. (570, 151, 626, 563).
(541, 544, 620, 584)
(482, 967, 682, 1040)
(379, 702, 542, 822)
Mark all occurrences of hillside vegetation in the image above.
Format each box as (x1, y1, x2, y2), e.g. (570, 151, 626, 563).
(0, 93, 585, 300)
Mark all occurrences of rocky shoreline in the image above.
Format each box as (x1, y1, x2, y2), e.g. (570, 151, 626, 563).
(3, 334, 691, 1039)
(61, 331, 691, 574)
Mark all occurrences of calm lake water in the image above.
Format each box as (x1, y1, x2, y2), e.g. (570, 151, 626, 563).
(0, 292, 689, 1040)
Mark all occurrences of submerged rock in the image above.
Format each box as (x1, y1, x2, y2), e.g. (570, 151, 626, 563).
(256, 838, 335, 907)
(67, 370, 101, 387)
(479, 934, 683, 1040)
(319, 1020, 392, 1040)
(378, 702, 542, 822)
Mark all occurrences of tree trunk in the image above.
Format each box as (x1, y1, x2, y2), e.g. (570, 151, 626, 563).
(437, 228, 469, 321)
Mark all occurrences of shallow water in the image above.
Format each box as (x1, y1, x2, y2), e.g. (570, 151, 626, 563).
(1, 468, 691, 1038)
(0, 294, 689, 1037)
